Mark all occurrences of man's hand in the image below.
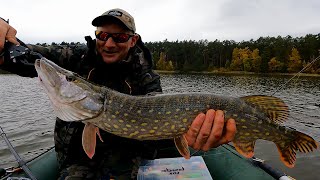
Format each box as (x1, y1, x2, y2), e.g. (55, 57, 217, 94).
(0, 18, 19, 64)
(185, 109, 236, 151)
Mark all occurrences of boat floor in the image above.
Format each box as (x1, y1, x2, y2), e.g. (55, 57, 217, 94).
(6, 144, 275, 180)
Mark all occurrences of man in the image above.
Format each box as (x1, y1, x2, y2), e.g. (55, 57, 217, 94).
(0, 8, 236, 179)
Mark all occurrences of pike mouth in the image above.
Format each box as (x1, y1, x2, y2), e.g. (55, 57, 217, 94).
(35, 58, 40, 67)
(35, 58, 73, 87)
(38, 59, 57, 87)
(35, 59, 43, 82)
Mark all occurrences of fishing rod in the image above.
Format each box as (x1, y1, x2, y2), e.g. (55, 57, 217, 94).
(0, 126, 37, 180)
(272, 54, 320, 96)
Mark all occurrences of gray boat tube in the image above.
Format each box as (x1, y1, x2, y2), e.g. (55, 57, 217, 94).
(0, 126, 37, 180)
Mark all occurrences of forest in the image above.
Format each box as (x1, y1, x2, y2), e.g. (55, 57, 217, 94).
(145, 34, 320, 74)
(38, 33, 320, 74)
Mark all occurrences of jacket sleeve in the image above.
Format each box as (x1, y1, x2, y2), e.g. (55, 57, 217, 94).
(0, 43, 87, 77)
(29, 44, 87, 71)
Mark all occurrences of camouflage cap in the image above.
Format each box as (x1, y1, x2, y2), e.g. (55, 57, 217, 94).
(92, 8, 136, 32)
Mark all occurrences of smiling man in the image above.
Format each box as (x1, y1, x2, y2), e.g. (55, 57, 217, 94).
(0, 8, 236, 179)
(93, 10, 139, 64)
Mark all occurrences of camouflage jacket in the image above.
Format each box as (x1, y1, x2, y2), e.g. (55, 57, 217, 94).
(1, 37, 174, 170)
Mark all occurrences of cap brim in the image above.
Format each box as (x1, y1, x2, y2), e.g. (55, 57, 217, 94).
(92, 15, 114, 26)
(92, 15, 129, 29)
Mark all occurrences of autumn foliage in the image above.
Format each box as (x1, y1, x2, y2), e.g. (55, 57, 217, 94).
(146, 34, 320, 74)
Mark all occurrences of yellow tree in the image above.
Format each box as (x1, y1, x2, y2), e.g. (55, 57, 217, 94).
(288, 47, 303, 73)
(241, 47, 252, 72)
(156, 52, 166, 70)
(251, 48, 262, 72)
(165, 60, 174, 71)
(230, 48, 243, 71)
(156, 52, 174, 71)
(243, 58, 252, 72)
(239, 47, 251, 60)
(230, 47, 253, 71)
(268, 57, 283, 72)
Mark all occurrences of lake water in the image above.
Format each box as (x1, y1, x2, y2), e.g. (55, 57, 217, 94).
(0, 73, 319, 180)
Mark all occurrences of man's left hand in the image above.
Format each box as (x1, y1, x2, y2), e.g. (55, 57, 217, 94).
(0, 18, 19, 65)
(184, 109, 236, 151)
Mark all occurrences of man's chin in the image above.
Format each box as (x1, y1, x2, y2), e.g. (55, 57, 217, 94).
(102, 55, 119, 64)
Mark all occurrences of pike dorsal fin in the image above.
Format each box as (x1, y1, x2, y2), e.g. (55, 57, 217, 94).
(241, 95, 289, 124)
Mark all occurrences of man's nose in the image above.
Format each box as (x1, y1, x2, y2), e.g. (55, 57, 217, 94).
(103, 37, 116, 47)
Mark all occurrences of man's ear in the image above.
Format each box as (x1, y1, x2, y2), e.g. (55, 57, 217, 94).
(130, 34, 139, 47)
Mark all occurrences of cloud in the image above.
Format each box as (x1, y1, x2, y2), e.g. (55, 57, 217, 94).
(3, 0, 320, 43)
(213, 0, 320, 41)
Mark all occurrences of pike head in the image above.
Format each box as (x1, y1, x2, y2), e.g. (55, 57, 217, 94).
(34, 57, 104, 122)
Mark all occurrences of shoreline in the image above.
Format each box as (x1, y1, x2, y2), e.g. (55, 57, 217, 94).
(155, 70, 320, 77)
(0, 69, 12, 74)
(1, 69, 319, 78)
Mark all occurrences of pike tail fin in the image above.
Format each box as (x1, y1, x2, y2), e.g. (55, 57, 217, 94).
(276, 131, 318, 168)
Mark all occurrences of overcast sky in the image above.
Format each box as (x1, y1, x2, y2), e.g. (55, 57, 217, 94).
(2, 0, 320, 44)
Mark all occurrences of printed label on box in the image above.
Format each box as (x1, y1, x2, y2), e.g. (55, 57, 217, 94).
(137, 156, 213, 180)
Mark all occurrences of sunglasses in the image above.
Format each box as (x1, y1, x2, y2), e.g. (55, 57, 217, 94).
(95, 30, 134, 43)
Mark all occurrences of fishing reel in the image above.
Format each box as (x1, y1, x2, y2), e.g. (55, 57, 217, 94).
(0, 167, 24, 180)
(2, 39, 42, 77)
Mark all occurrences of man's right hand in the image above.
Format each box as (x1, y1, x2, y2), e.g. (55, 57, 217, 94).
(0, 18, 20, 65)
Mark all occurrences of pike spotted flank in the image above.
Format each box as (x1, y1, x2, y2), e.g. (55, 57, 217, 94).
(35, 57, 318, 168)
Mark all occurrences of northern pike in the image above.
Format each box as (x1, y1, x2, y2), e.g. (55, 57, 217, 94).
(35, 57, 318, 168)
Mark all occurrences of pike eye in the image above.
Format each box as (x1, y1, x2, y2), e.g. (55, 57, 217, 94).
(66, 76, 76, 82)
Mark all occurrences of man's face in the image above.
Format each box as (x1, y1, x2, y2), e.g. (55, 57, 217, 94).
(96, 23, 138, 64)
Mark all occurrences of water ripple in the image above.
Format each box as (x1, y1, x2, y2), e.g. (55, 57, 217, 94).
(0, 74, 319, 179)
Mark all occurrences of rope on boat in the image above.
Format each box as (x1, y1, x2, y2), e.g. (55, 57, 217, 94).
(25, 146, 55, 164)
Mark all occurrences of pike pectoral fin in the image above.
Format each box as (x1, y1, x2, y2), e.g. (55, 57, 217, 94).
(97, 128, 104, 142)
(276, 131, 318, 168)
(232, 139, 256, 158)
(174, 135, 190, 159)
(82, 123, 103, 159)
